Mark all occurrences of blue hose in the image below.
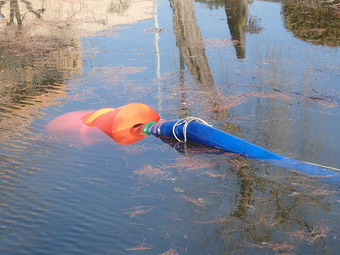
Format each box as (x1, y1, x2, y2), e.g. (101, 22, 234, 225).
(147, 119, 340, 181)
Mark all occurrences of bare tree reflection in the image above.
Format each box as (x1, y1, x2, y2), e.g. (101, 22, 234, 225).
(170, 0, 214, 85)
(197, 0, 340, 48)
(9, 0, 21, 26)
(282, 3, 340, 47)
(20, 0, 45, 18)
(107, 0, 130, 13)
(0, 0, 82, 141)
(224, 0, 248, 59)
(179, 56, 191, 117)
(0, 0, 152, 121)
(232, 162, 254, 220)
(170, 0, 234, 123)
(160, 146, 338, 253)
(216, 163, 336, 253)
(3, 0, 45, 26)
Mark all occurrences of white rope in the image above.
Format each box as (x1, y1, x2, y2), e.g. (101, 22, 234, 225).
(301, 160, 340, 173)
(172, 117, 212, 143)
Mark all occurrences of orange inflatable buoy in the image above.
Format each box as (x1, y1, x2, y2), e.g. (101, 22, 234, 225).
(46, 110, 105, 145)
(47, 103, 160, 145)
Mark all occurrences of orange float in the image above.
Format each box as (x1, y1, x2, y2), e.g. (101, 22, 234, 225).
(47, 103, 160, 145)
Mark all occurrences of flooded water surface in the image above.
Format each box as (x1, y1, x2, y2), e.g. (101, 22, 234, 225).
(1, 0, 340, 254)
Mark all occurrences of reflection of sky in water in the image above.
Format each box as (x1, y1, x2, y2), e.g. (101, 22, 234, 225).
(1, 0, 340, 254)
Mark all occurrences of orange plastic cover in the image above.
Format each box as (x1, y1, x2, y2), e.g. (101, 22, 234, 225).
(49, 103, 160, 145)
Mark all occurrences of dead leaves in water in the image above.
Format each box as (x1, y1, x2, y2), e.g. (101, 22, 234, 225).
(244, 241, 296, 253)
(197, 170, 228, 179)
(241, 218, 330, 252)
(126, 238, 179, 254)
(134, 164, 168, 182)
(119, 144, 148, 155)
(194, 216, 232, 225)
(121, 206, 154, 219)
(221, 92, 292, 109)
(306, 96, 338, 108)
(170, 157, 217, 172)
(181, 195, 208, 207)
(292, 223, 330, 243)
(87, 66, 147, 83)
(159, 248, 179, 255)
(126, 237, 153, 251)
(309, 184, 338, 196)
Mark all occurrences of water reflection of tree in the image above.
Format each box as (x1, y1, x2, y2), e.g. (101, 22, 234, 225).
(282, 4, 340, 47)
(0, 38, 81, 106)
(8, 0, 22, 25)
(232, 163, 254, 220)
(1, 0, 45, 26)
(258, 0, 340, 46)
(107, 0, 130, 13)
(171, 0, 214, 86)
(164, 147, 337, 253)
(172, 0, 209, 117)
(0, 0, 82, 141)
(170, 0, 232, 123)
(195, 0, 254, 59)
(224, 0, 248, 59)
(216, 164, 335, 253)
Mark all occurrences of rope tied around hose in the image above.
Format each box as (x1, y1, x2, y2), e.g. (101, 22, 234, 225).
(172, 117, 212, 143)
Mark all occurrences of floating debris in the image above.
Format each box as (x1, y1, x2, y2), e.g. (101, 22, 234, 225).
(126, 237, 153, 251)
(134, 164, 168, 182)
(121, 206, 154, 219)
(159, 248, 179, 255)
(181, 195, 208, 207)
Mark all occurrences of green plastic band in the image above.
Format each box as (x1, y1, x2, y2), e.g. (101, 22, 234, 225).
(142, 122, 157, 135)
